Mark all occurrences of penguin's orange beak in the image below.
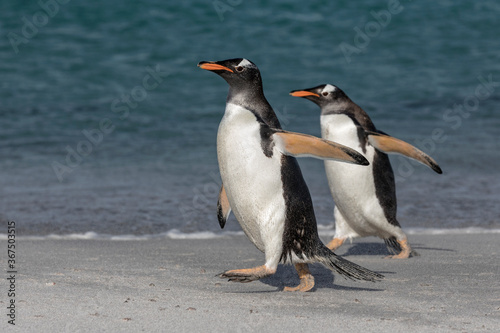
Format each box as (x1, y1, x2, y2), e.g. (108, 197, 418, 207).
(198, 61, 234, 73)
(290, 90, 320, 98)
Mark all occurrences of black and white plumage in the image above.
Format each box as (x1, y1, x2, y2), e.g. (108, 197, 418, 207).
(291, 84, 442, 259)
(198, 59, 383, 290)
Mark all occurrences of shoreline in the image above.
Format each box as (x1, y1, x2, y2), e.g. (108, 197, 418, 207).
(1, 233, 499, 332)
(2, 226, 500, 241)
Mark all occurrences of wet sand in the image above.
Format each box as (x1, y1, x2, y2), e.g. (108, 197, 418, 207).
(3, 233, 499, 332)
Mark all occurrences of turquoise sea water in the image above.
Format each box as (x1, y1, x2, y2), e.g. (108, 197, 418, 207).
(1, 0, 499, 236)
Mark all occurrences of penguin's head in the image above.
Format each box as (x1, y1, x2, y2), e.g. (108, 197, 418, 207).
(198, 58, 262, 90)
(290, 84, 349, 109)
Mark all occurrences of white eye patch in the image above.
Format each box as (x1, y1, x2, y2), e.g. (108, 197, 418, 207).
(322, 84, 337, 94)
(237, 59, 256, 69)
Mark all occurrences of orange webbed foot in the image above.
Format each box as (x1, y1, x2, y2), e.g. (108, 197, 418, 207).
(284, 263, 315, 292)
(384, 239, 418, 259)
(326, 237, 345, 252)
(219, 265, 275, 283)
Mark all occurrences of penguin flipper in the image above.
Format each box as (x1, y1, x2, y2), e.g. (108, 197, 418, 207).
(273, 131, 369, 165)
(217, 185, 231, 229)
(366, 131, 443, 174)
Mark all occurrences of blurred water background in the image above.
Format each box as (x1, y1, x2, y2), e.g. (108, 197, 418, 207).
(1, 0, 499, 237)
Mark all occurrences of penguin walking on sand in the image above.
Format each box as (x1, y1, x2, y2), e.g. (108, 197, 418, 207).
(198, 59, 383, 291)
(290, 84, 442, 259)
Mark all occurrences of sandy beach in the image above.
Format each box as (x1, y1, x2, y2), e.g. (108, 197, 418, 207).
(1, 233, 498, 332)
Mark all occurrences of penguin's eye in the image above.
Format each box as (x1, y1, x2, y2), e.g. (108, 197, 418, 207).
(235, 66, 245, 72)
(322, 92, 329, 96)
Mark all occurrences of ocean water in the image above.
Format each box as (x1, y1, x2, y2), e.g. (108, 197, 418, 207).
(1, 0, 499, 238)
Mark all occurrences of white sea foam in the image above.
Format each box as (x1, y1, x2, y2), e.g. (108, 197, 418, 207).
(0, 227, 499, 241)
(316, 225, 500, 236)
(404, 227, 500, 235)
(0, 230, 245, 241)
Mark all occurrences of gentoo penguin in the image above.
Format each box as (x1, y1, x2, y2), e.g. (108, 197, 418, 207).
(198, 59, 383, 291)
(290, 84, 442, 259)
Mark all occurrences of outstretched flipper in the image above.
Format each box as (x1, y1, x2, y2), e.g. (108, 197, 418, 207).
(273, 131, 369, 166)
(217, 185, 231, 229)
(366, 131, 442, 174)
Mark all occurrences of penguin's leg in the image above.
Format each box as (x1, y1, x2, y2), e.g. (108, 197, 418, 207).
(385, 238, 411, 259)
(220, 240, 281, 282)
(219, 265, 276, 283)
(327, 238, 346, 251)
(384, 236, 419, 259)
(327, 206, 349, 251)
(283, 263, 314, 292)
(219, 221, 283, 283)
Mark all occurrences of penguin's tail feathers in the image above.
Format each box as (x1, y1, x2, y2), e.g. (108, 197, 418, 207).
(315, 245, 384, 282)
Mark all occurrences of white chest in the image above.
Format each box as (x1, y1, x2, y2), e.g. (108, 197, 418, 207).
(320, 114, 363, 151)
(217, 104, 286, 250)
(320, 114, 379, 219)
